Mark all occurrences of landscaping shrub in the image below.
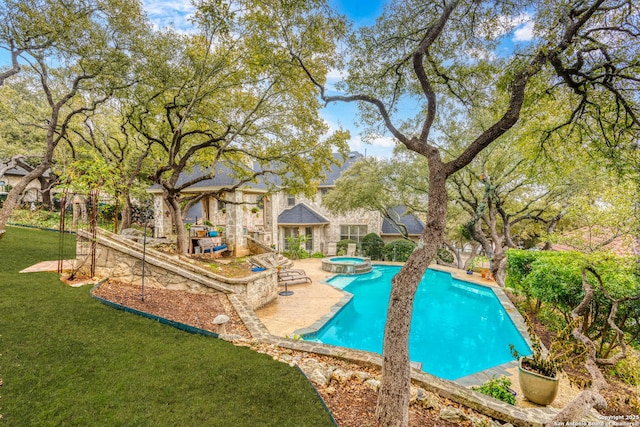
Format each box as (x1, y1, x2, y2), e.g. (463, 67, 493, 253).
(471, 376, 516, 405)
(361, 233, 384, 260)
(382, 239, 416, 262)
(283, 235, 308, 259)
(506, 249, 640, 356)
(436, 247, 455, 265)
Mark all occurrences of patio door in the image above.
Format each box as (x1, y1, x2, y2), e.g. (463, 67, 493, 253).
(283, 227, 299, 250)
(305, 227, 313, 253)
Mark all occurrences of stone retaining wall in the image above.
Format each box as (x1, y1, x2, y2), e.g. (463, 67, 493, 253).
(75, 229, 278, 309)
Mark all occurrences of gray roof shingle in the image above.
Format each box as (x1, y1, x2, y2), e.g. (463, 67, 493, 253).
(278, 203, 329, 225)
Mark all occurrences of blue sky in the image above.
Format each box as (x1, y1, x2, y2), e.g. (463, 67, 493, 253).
(2, 0, 534, 158)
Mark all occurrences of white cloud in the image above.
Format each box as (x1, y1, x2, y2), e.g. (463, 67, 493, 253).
(142, 0, 196, 32)
(478, 13, 530, 39)
(513, 21, 534, 42)
(326, 68, 346, 81)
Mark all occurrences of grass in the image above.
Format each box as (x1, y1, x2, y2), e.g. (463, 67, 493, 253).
(0, 226, 335, 426)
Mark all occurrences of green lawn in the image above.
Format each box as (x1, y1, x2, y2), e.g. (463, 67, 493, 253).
(0, 226, 334, 426)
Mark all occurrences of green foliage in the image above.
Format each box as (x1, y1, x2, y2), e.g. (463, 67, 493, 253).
(361, 233, 384, 260)
(336, 239, 357, 255)
(310, 251, 325, 258)
(471, 376, 515, 405)
(283, 235, 308, 260)
(436, 248, 455, 265)
(505, 249, 539, 288)
(99, 204, 117, 222)
(607, 351, 640, 387)
(468, 255, 489, 272)
(382, 239, 416, 262)
(506, 249, 640, 357)
(511, 314, 585, 378)
(0, 227, 335, 426)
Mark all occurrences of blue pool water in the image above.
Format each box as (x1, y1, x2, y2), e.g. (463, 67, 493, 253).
(305, 265, 531, 380)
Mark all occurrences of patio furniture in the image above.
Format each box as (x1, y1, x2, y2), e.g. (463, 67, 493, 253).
(277, 269, 312, 285)
(346, 243, 356, 256)
(197, 237, 228, 257)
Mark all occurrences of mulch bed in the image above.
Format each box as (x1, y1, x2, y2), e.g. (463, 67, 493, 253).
(93, 280, 251, 338)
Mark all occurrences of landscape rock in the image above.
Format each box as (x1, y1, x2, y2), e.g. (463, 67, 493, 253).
(308, 369, 330, 387)
(279, 354, 294, 364)
(439, 406, 469, 423)
(212, 314, 230, 324)
(330, 368, 353, 384)
(469, 414, 495, 427)
(299, 358, 325, 376)
(352, 371, 371, 382)
(365, 378, 380, 392)
(415, 389, 441, 410)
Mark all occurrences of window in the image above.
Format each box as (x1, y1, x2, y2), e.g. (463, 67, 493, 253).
(319, 187, 331, 199)
(305, 226, 313, 252)
(340, 225, 368, 243)
(256, 195, 264, 210)
(217, 199, 226, 211)
(283, 227, 299, 250)
(286, 194, 296, 207)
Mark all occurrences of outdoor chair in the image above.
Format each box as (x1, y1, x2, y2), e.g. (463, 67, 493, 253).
(278, 268, 312, 285)
(346, 243, 356, 256)
(197, 237, 228, 258)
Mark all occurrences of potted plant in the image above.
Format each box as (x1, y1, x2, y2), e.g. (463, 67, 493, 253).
(510, 315, 581, 406)
(466, 255, 487, 274)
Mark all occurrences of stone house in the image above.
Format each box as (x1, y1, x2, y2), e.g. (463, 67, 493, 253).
(0, 165, 49, 204)
(148, 152, 424, 256)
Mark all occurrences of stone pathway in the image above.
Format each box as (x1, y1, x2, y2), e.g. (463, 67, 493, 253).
(19, 259, 75, 273)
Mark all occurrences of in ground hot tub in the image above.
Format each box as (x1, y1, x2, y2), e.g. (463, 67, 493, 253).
(322, 256, 372, 274)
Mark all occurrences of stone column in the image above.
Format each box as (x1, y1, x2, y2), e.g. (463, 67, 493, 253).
(226, 190, 246, 256)
(153, 194, 166, 238)
(266, 193, 279, 246)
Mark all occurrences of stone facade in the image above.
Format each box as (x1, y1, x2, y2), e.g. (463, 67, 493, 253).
(148, 152, 422, 255)
(76, 229, 278, 310)
(277, 191, 383, 255)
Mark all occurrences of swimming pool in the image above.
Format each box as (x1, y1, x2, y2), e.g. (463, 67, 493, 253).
(304, 265, 532, 380)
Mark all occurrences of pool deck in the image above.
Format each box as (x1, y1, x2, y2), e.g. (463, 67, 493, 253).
(254, 258, 581, 411)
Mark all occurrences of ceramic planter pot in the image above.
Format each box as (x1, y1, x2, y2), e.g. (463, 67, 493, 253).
(518, 359, 559, 405)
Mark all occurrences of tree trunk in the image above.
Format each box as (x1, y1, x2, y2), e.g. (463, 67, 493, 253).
(0, 162, 51, 238)
(491, 250, 507, 287)
(462, 242, 481, 270)
(376, 167, 448, 427)
(38, 175, 54, 209)
(119, 195, 133, 231)
(166, 192, 188, 253)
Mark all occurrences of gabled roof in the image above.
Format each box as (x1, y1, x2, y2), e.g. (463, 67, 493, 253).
(147, 162, 270, 193)
(0, 165, 51, 179)
(278, 203, 329, 225)
(381, 206, 425, 236)
(147, 152, 364, 193)
(320, 152, 363, 186)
